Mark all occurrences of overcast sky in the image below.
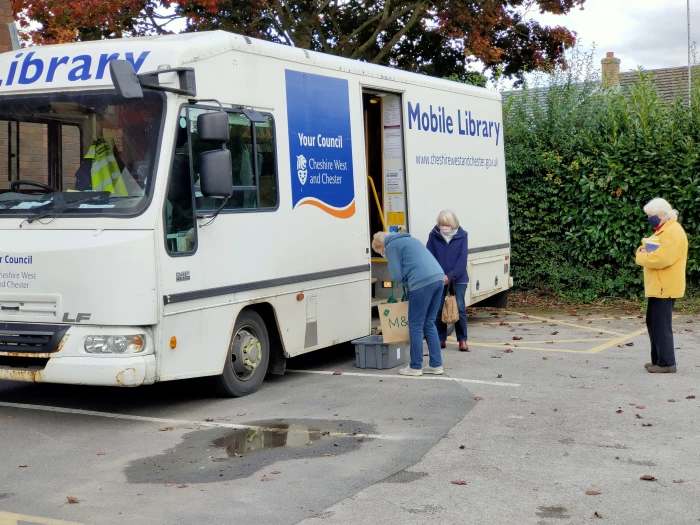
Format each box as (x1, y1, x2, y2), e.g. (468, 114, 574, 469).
(534, 0, 698, 72)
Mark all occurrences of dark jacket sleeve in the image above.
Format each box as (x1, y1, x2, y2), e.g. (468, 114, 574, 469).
(426, 235, 434, 255)
(455, 232, 468, 283)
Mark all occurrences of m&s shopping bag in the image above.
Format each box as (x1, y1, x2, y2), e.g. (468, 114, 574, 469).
(379, 284, 409, 344)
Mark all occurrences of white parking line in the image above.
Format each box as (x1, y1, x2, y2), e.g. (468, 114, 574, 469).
(286, 369, 521, 387)
(0, 401, 402, 440)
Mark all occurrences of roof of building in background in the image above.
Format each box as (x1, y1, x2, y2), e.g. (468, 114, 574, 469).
(503, 55, 700, 107)
(619, 66, 700, 106)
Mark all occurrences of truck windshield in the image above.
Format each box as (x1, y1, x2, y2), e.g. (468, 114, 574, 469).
(0, 90, 163, 217)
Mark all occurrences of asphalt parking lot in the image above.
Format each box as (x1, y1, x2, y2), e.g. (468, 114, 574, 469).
(2, 306, 700, 525)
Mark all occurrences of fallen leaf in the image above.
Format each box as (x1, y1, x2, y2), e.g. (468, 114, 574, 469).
(512, 336, 523, 341)
(585, 490, 602, 496)
(237, 413, 246, 416)
(177, 484, 188, 489)
(687, 320, 694, 323)
(7, 415, 14, 419)
(593, 511, 603, 518)
(164, 483, 174, 487)
(637, 405, 645, 409)
(685, 328, 694, 332)
(261, 477, 273, 482)
(18, 465, 27, 468)
(551, 331, 559, 335)
(459, 445, 466, 449)
(503, 349, 513, 353)
(159, 427, 174, 432)
(615, 456, 620, 460)
(629, 403, 636, 406)
(616, 410, 623, 414)
(642, 423, 653, 427)
(686, 395, 696, 399)
(205, 418, 214, 422)
(640, 475, 656, 481)
(668, 399, 676, 403)
(332, 371, 342, 376)
(673, 479, 685, 484)
(553, 408, 558, 412)
(542, 357, 549, 360)
(97, 452, 105, 456)
(474, 397, 485, 401)
(271, 471, 281, 475)
(450, 480, 468, 485)
(625, 342, 634, 347)
(546, 342, 554, 345)
(67, 496, 79, 504)
(497, 374, 503, 378)
(635, 414, 642, 419)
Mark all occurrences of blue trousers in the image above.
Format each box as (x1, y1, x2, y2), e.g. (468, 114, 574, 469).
(435, 283, 468, 342)
(408, 280, 444, 370)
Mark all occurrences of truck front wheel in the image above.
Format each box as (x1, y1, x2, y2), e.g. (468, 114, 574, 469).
(212, 310, 270, 397)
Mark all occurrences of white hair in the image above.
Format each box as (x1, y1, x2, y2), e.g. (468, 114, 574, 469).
(436, 209, 459, 229)
(643, 198, 678, 221)
(372, 231, 388, 254)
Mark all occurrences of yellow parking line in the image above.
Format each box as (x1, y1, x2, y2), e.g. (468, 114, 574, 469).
(0, 511, 86, 525)
(504, 310, 626, 336)
(468, 342, 588, 354)
(511, 338, 613, 344)
(586, 325, 649, 353)
(483, 320, 551, 325)
(583, 316, 684, 354)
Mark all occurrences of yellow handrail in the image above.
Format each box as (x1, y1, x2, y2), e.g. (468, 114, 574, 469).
(367, 176, 387, 232)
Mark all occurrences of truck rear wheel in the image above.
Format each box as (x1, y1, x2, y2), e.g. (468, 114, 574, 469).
(212, 310, 270, 397)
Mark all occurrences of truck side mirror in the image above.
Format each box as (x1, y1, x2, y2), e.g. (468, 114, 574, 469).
(199, 150, 233, 198)
(109, 60, 144, 99)
(197, 112, 229, 142)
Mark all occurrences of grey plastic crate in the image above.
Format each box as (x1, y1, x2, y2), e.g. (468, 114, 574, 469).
(352, 335, 406, 370)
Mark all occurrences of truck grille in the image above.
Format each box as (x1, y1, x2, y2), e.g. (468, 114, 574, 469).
(0, 323, 69, 354)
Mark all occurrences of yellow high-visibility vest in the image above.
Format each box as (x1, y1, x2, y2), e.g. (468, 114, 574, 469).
(84, 137, 128, 196)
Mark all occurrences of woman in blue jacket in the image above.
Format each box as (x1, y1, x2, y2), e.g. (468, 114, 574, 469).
(426, 210, 469, 351)
(372, 231, 445, 376)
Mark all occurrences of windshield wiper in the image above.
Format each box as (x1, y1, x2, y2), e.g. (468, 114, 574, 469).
(25, 194, 109, 224)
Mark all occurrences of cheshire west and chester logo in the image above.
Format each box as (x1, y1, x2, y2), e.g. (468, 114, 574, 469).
(297, 155, 307, 185)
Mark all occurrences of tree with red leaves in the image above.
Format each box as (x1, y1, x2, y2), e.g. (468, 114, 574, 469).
(12, 0, 585, 84)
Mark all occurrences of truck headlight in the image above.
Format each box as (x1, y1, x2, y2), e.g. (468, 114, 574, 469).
(84, 335, 145, 354)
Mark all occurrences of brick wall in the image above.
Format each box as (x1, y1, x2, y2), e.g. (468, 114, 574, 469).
(0, 3, 83, 190)
(0, 0, 13, 53)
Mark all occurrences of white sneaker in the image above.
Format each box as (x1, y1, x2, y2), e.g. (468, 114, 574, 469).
(398, 366, 423, 376)
(422, 366, 444, 375)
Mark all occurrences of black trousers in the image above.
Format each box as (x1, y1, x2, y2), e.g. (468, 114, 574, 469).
(646, 297, 676, 367)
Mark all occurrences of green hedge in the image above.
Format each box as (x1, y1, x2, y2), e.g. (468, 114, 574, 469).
(503, 65, 700, 301)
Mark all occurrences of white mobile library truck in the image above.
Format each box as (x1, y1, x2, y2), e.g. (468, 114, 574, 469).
(0, 31, 510, 396)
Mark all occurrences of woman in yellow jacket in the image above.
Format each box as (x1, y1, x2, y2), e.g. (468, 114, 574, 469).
(635, 198, 688, 374)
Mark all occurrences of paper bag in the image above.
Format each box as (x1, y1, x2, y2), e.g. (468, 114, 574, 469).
(379, 301, 410, 344)
(442, 294, 460, 324)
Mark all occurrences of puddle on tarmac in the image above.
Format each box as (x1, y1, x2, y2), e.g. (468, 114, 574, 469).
(125, 419, 373, 485)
